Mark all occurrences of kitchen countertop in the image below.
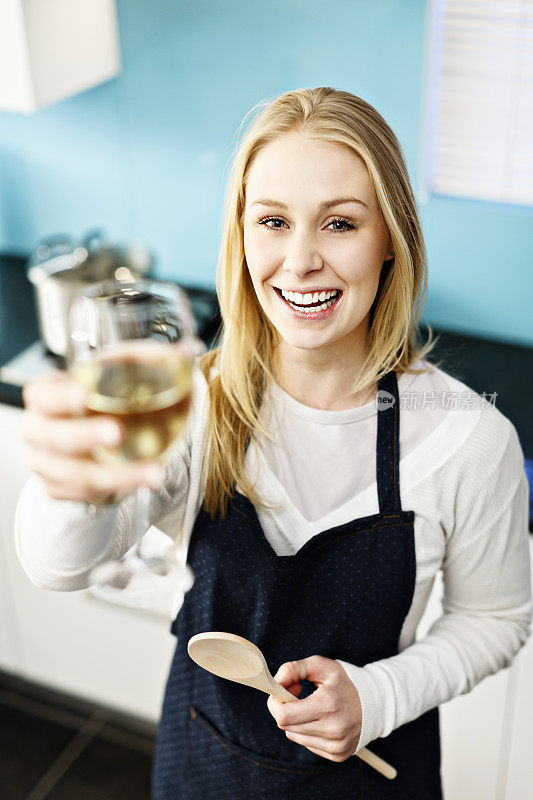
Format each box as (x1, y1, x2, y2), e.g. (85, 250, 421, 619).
(1, 252, 532, 461)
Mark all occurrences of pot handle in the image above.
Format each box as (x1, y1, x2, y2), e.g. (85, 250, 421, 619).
(82, 228, 110, 254)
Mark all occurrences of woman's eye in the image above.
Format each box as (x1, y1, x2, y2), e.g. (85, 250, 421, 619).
(258, 217, 287, 230)
(326, 218, 357, 232)
(257, 216, 356, 232)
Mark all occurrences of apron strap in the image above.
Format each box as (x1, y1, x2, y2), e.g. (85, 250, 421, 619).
(376, 370, 403, 516)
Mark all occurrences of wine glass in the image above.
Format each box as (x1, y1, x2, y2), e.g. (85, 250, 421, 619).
(66, 278, 197, 592)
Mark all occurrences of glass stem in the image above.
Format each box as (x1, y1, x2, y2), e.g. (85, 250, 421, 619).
(134, 483, 151, 560)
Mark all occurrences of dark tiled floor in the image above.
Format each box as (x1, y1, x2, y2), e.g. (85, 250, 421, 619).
(0, 672, 155, 800)
(45, 735, 152, 800)
(0, 705, 74, 798)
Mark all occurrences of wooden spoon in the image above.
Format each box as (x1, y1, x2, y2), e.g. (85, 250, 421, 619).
(187, 631, 397, 780)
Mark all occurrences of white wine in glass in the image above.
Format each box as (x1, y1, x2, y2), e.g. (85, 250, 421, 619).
(67, 279, 197, 591)
(73, 340, 193, 463)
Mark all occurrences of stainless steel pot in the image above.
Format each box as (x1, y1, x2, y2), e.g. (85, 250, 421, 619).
(27, 230, 154, 356)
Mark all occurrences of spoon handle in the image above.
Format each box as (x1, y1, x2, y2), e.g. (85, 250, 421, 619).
(264, 669, 298, 703)
(269, 679, 299, 703)
(357, 748, 397, 780)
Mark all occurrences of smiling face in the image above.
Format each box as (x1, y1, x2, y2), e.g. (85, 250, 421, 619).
(243, 132, 393, 360)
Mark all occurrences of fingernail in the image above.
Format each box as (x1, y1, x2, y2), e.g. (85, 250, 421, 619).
(143, 464, 166, 488)
(98, 422, 122, 446)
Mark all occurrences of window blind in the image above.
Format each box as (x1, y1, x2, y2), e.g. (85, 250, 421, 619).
(424, 0, 533, 206)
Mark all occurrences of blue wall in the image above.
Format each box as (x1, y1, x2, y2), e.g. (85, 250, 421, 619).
(0, 0, 531, 346)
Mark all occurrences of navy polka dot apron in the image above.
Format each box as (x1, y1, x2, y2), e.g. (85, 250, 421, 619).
(152, 370, 442, 799)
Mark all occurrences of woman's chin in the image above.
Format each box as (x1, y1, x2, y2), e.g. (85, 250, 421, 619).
(276, 327, 340, 353)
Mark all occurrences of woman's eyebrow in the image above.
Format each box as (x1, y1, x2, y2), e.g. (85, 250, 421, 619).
(321, 196, 369, 210)
(250, 196, 368, 210)
(250, 199, 285, 208)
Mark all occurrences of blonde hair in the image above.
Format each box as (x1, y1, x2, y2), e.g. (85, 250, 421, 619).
(200, 86, 439, 518)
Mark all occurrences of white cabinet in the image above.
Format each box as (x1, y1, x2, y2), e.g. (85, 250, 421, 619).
(504, 550, 533, 799)
(0, 402, 175, 723)
(418, 565, 532, 800)
(0, 405, 22, 673)
(0, 0, 121, 113)
(440, 664, 512, 799)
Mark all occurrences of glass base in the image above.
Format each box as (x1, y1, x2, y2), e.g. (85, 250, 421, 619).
(89, 554, 194, 592)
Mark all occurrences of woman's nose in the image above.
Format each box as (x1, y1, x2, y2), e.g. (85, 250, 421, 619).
(282, 231, 323, 277)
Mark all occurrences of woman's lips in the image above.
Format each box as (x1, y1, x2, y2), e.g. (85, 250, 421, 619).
(273, 287, 343, 320)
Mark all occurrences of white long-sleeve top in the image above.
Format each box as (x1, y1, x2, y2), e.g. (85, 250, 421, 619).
(14, 359, 532, 753)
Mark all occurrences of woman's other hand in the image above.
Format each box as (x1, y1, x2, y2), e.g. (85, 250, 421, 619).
(21, 370, 165, 503)
(266, 655, 362, 762)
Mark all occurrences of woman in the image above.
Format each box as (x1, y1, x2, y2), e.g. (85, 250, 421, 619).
(16, 88, 531, 799)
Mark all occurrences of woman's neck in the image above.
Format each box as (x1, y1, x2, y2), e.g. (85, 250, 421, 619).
(273, 335, 377, 411)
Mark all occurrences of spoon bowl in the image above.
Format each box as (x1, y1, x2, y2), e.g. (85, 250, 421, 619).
(188, 631, 294, 700)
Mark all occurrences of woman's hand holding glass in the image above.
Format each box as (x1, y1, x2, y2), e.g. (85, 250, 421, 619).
(22, 369, 167, 503)
(23, 278, 202, 592)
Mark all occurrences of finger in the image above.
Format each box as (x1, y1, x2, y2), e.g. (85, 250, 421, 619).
(295, 655, 337, 684)
(23, 372, 87, 416)
(22, 410, 123, 456)
(176, 337, 206, 360)
(267, 690, 321, 728)
(283, 719, 333, 737)
(274, 659, 307, 683)
(285, 682, 303, 698)
(275, 655, 336, 689)
(302, 745, 337, 761)
(266, 682, 302, 721)
(273, 659, 343, 727)
(267, 694, 283, 718)
(284, 731, 351, 762)
(38, 478, 120, 503)
(28, 450, 166, 500)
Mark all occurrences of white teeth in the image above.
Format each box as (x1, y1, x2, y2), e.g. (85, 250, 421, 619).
(283, 294, 339, 313)
(280, 288, 339, 305)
